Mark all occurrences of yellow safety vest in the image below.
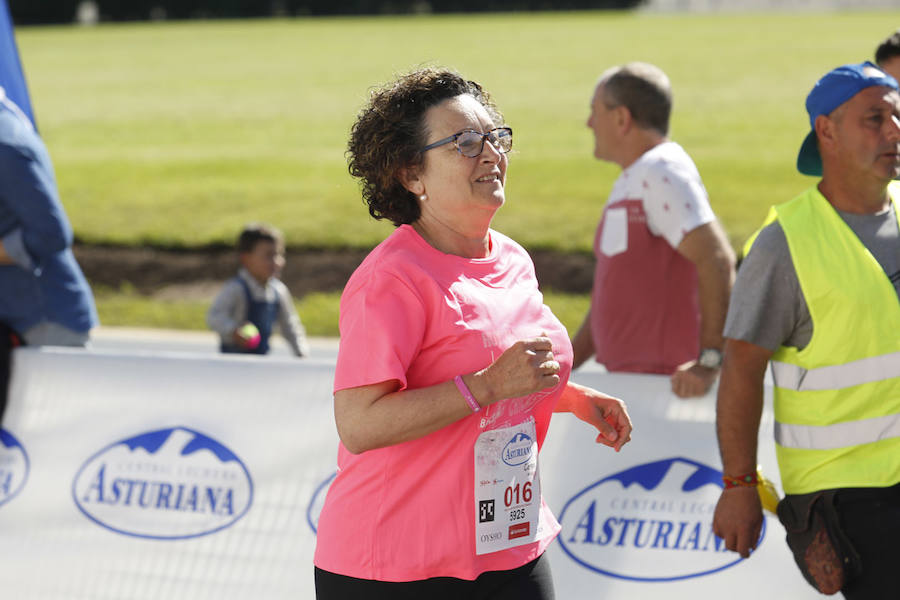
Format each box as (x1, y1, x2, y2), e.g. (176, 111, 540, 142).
(763, 183, 900, 494)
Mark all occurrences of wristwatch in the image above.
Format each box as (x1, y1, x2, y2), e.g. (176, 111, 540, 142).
(698, 348, 723, 369)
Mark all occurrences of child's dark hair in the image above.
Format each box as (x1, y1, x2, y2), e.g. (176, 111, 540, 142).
(237, 223, 283, 254)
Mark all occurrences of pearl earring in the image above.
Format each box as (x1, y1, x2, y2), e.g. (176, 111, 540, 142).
(419, 194, 427, 201)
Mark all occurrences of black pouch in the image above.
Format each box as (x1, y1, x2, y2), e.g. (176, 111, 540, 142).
(776, 490, 862, 595)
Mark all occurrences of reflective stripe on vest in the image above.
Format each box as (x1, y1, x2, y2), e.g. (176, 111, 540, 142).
(771, 351, 900, 392)
(775, 412, 900, 450)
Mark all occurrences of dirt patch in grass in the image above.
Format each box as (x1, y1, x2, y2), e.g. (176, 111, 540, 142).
(74, 244, 595, 301)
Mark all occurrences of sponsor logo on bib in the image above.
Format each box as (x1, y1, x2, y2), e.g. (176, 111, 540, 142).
(501, 432, 534, 466)
(509, 522, 530, 539)
(557, 457, 763, 581)
(72, 427, 253, 539)
(479, 499, 495, 523)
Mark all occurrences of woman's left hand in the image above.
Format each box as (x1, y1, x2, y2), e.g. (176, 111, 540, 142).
(556, 382, 632, 452)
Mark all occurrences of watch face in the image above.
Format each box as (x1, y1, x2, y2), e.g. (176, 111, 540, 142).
(699, 349, 722, 369)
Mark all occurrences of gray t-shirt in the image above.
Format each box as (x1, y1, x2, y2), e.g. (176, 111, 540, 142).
(725, 203, 900, 352)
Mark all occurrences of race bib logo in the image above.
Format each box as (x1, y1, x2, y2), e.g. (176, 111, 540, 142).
(0, 428, 29, 508)
(509, 522, 530, 540)
(557, 457, 763, 581)
(501, 432, 534, 467)
(72, 427, 253, 539)
(479, 499, 495, 523)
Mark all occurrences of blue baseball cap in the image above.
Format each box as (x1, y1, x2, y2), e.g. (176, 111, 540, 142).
(797, 61, 899, 176)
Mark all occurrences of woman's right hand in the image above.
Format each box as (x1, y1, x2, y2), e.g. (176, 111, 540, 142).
(335, 336, 562, 454)
(475, 336, 561, 405)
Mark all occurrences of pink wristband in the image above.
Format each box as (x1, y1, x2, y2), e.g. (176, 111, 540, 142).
(454, 375, 481, 413)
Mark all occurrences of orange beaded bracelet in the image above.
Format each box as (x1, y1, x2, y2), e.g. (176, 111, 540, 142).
(723, 472, 759, 489)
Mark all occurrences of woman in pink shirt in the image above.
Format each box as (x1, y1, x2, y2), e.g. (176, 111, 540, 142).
(313, 68, 633, 600)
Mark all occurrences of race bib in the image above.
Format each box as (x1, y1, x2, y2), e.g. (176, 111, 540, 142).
(474, 419, 542, 555)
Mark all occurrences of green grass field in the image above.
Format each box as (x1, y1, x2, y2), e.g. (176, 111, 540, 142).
(13, 11, 900, 335)
(90, 286, 588, 337)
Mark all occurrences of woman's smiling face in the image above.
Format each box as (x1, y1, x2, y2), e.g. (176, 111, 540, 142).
(414, 94, 508, 229)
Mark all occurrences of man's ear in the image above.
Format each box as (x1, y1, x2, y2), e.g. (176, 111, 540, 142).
(814, 114, 837, 155)
(397, 166, 424, 196)
(615, 105, 633, 135)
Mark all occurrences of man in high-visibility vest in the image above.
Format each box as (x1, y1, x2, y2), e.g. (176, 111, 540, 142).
(712, 62, 900, 599)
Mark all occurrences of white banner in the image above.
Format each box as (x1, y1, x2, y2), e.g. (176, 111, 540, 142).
(544, 370, 821, 598)
(0, 347, 824, 599)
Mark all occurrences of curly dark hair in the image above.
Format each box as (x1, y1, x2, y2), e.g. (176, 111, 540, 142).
(347, 67, 503, 226)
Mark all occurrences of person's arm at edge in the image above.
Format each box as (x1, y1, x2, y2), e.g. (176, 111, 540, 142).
(553, 380, 632, 451)
(571, 308, 595, 369)
(671, 220, 736, 397)
(712, 337, 772, 558)
(0, 144, 73, 266)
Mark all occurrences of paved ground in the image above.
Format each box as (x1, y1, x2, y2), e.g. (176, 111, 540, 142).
(90, 326, 340, 360)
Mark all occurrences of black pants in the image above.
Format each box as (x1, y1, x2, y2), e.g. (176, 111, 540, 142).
(836, 483, 900, 600)
(315, 553, 555, 600)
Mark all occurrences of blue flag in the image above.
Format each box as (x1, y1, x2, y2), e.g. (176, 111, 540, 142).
(0, 0, 35, 127)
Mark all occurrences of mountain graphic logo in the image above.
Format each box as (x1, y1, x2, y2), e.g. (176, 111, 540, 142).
(72, 426, 253, 539)
(0, 428, 29, 509)
(501, 432, 534, 467)
(557, 457, 765, 582)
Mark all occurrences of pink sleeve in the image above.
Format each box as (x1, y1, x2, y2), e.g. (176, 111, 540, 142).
(333, 269, 426, 393)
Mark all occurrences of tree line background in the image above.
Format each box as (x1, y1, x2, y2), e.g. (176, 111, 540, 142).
(9, 0, 642, 24)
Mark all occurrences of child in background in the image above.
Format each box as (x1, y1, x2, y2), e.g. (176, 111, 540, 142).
(207, 223, 309, 357)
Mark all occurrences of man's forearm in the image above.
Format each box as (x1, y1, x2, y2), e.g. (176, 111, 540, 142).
(694, 235, 735, 352)
(676, 222, 735, 354)
(716, 338, 771, 474)
(697, 268, 731, 351)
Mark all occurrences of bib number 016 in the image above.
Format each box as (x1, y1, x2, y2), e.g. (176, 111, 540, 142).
(504, 481, 532, 507)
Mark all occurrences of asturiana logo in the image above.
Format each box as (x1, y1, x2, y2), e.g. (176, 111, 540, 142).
(72, 427, 253, 540)
(0, 428, 29, 508)
(501, 432, 534, 467)
(558, 457, 764, 582)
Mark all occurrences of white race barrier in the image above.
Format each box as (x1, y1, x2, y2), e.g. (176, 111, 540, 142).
(0, 347, 824, 599)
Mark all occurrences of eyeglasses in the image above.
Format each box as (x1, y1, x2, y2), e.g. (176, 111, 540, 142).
(422, 127, 513, 158)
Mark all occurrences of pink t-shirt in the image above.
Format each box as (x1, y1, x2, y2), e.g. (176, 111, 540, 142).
(314, 224, 572, 582)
